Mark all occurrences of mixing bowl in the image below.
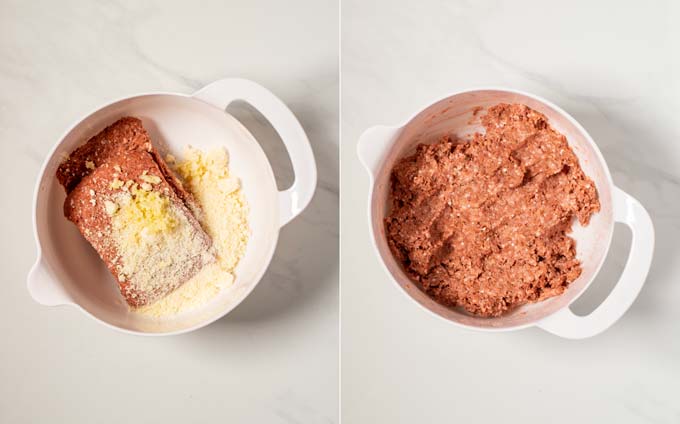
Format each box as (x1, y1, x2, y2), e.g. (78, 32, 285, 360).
(28, 78, 316, 335)
(357, 88, 653, 339)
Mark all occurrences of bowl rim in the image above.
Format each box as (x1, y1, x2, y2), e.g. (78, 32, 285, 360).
(365, 86, 616, 332)
(30, 91, 280, 336)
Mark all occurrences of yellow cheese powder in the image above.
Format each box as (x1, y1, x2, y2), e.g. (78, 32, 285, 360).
(135, 146, 249, 316)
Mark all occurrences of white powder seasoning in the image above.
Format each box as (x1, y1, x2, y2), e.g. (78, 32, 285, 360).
(135, 146, 249, 317)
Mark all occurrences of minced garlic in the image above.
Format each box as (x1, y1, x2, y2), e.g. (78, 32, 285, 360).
(110, 178, 124, 189)
(114, 188, 178, 242)
(140, 174, 162, 184)
(135, 146, 249, 317)
(104, 200, 118, 216)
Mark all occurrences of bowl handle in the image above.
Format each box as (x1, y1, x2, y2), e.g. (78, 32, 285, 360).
(536, 186, 654, 339)
(193, 78, 317, 227)
(357, 126, 401, 178)
(27, 257, 72, 306)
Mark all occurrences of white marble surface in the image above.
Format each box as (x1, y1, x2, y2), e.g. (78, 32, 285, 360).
(342, 1, 679, 423)
(1, 1, 337, 423)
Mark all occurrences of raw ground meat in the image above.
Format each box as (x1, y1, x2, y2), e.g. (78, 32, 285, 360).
(385, 103, 600, 317)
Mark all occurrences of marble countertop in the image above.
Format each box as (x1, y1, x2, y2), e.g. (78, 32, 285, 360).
(341, 1, 679, 423)
(0, 1, 338, 423)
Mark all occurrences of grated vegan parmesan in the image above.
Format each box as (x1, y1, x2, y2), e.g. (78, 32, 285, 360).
(109, 184, 213, 299)
(135, 146, 249, 317)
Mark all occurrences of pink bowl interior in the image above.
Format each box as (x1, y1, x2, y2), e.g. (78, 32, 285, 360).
(371, 89, 615, 329)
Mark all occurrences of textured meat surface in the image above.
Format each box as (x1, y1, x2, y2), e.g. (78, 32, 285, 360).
(57, 117, 214, 307)
(385, 104, 600, 317)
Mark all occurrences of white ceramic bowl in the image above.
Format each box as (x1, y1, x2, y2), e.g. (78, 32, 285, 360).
(28, 78, 317, 335)
(358, 88, 654, 339)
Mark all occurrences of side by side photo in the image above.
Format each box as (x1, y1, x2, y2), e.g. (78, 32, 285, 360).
(1, 0, 677, 423)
